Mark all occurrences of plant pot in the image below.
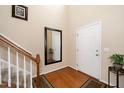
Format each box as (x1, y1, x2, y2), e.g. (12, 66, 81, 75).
(113, 63, 123, 71)
(49, 54, 54, 60)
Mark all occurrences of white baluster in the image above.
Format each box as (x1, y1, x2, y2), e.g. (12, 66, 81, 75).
(16, 52, 19, 88)
(0, 54, 1, 84)
(8, 47, 11, 87)
(30, 60, 32, 88)
(24, 56, 26, 88)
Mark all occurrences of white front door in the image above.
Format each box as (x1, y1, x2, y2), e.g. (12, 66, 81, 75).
(76, 22, 101, 79)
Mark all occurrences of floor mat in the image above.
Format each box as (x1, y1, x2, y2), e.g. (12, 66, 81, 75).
(81, 79, 106, 88)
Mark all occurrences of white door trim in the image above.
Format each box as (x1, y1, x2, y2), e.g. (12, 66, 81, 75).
(76, 21, 102, 80)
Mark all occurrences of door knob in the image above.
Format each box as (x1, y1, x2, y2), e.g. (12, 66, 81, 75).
(96, 54, 99, 56)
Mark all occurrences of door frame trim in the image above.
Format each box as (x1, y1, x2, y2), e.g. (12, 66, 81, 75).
(76, 21, 102, 80)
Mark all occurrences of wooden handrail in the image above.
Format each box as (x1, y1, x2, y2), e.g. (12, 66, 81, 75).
(0, 35, 37, 62)
(0, 34, 41, 88)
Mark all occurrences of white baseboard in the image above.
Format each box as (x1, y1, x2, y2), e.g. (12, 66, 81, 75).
(100, 79, 114, 86)
(40, 65, 69, 75)
(33, 65, 72, 77)
(67, 65, 77, 70)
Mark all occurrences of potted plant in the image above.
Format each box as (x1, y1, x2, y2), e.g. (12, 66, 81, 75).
(48, 48, 54, 60)
(49, 48, 54, 54)
(110, 53, 124, 70)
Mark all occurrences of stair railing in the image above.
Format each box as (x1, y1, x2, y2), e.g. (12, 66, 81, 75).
(0, 34, 40, 88)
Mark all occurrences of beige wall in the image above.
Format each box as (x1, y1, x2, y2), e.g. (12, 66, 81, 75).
(0, 5, 70, 74)
(67, 5, 124, 87)
(1, 5, 124, 87)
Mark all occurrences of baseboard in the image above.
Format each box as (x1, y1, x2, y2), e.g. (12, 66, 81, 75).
(100, 79, 114, 86)
(67, 65, 77, 70)
(33, 65, 73, 77)
(40, 65, 69, 75)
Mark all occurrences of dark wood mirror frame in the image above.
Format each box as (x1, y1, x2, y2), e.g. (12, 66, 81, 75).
(44, 27, 62, 65)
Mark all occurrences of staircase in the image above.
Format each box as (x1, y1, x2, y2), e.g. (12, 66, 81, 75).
(0, 34, 41, 88)
(1, 67, 30, 88)
(0, 82, 16, 88)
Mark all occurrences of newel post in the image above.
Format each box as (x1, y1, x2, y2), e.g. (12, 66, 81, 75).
(36, 54, 40, 88)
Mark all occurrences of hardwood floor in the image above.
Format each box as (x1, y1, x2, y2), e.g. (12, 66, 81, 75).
(44, 67, 90, 88)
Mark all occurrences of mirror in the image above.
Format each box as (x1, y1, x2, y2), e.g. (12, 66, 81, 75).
(44, 27, 62, 65)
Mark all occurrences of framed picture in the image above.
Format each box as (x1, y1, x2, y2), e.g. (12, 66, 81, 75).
(12, 5, 28, 21)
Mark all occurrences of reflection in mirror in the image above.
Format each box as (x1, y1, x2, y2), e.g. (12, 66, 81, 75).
(45, 27, 62, 65)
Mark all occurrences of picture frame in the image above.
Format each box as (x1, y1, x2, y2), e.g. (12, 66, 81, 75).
(12, 5, 28, 21)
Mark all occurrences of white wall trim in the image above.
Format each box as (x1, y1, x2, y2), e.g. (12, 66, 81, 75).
(99, 21, 102, 81)
(78, 21, 102, 31)
(68, 65, 77, 70)
(40, 65, 69, 75)
(32, 65, 76, 78)
(100, 79, 115, 87)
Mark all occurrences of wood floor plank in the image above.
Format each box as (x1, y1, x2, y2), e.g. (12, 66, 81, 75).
(44, 67, 90, 88)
